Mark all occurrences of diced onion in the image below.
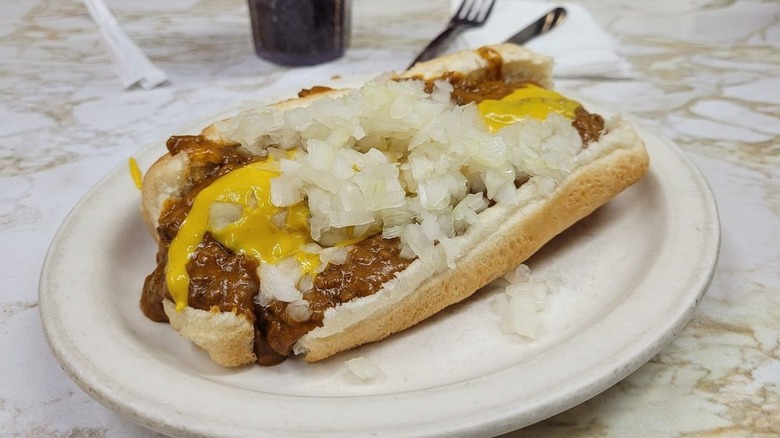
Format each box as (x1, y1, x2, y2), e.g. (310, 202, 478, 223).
(402, 223, 434, 261)
(320, 246, 349, 265)
(208, 202, 243, 231)
(504, 288, 540, 338)
(491, 265, 549, 339)
(345, 357, 382, 381)
(215, 78, 584, 262)
(297, 274, 314, 292)
(270, 209, 287, 230)
(256, 258, 304, 305)
(286, 300, 313, 322)
(504, 264, 532, 284)
(270, 175, 303, 207)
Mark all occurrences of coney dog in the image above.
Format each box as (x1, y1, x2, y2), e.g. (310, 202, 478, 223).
(139, 44, 649, 367)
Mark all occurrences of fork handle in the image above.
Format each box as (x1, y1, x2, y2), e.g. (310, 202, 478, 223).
(408, 24, 463, 69)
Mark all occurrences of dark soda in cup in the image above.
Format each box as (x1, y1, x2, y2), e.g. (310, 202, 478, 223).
(248, 0, 351, 66)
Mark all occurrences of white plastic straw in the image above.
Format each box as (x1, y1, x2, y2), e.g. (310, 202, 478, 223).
(83, 0, 168, 89)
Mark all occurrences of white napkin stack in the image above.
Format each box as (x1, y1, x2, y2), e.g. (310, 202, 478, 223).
(450, 0, 634, 79)
(83, 0, 168, 89)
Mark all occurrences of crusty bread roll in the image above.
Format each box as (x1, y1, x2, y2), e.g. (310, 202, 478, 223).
(141, 44, 648, 366)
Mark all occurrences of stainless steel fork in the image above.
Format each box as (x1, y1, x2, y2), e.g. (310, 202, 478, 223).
(408, 0, 497, 68)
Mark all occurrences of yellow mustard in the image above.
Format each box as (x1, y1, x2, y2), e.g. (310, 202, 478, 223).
(129, 158, 143, 189)
(477, 84, 581, 132)
(166, 159, 315, 312)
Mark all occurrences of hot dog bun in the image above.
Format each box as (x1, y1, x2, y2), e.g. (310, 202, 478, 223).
(141, 44, 648, 366)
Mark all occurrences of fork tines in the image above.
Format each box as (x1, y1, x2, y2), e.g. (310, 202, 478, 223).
(456, 0, 497, 23)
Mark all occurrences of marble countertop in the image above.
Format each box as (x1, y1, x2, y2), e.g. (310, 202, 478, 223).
(2, 0, 778, 436)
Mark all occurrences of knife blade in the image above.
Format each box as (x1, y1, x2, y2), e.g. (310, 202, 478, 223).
(505, 7, 567, 45)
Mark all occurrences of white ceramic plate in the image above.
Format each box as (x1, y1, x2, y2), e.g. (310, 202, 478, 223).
(40, 96, 719, 437)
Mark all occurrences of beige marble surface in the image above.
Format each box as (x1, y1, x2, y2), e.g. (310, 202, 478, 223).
(1, 0, 778, 436)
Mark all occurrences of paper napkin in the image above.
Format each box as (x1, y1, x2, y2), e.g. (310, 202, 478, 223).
(450, 0, 634, 79)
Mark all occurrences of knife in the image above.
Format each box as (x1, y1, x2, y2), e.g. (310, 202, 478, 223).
(505, 7, 567, 45)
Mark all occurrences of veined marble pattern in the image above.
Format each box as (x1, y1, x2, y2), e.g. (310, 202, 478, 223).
(1, 0, 778, 436)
